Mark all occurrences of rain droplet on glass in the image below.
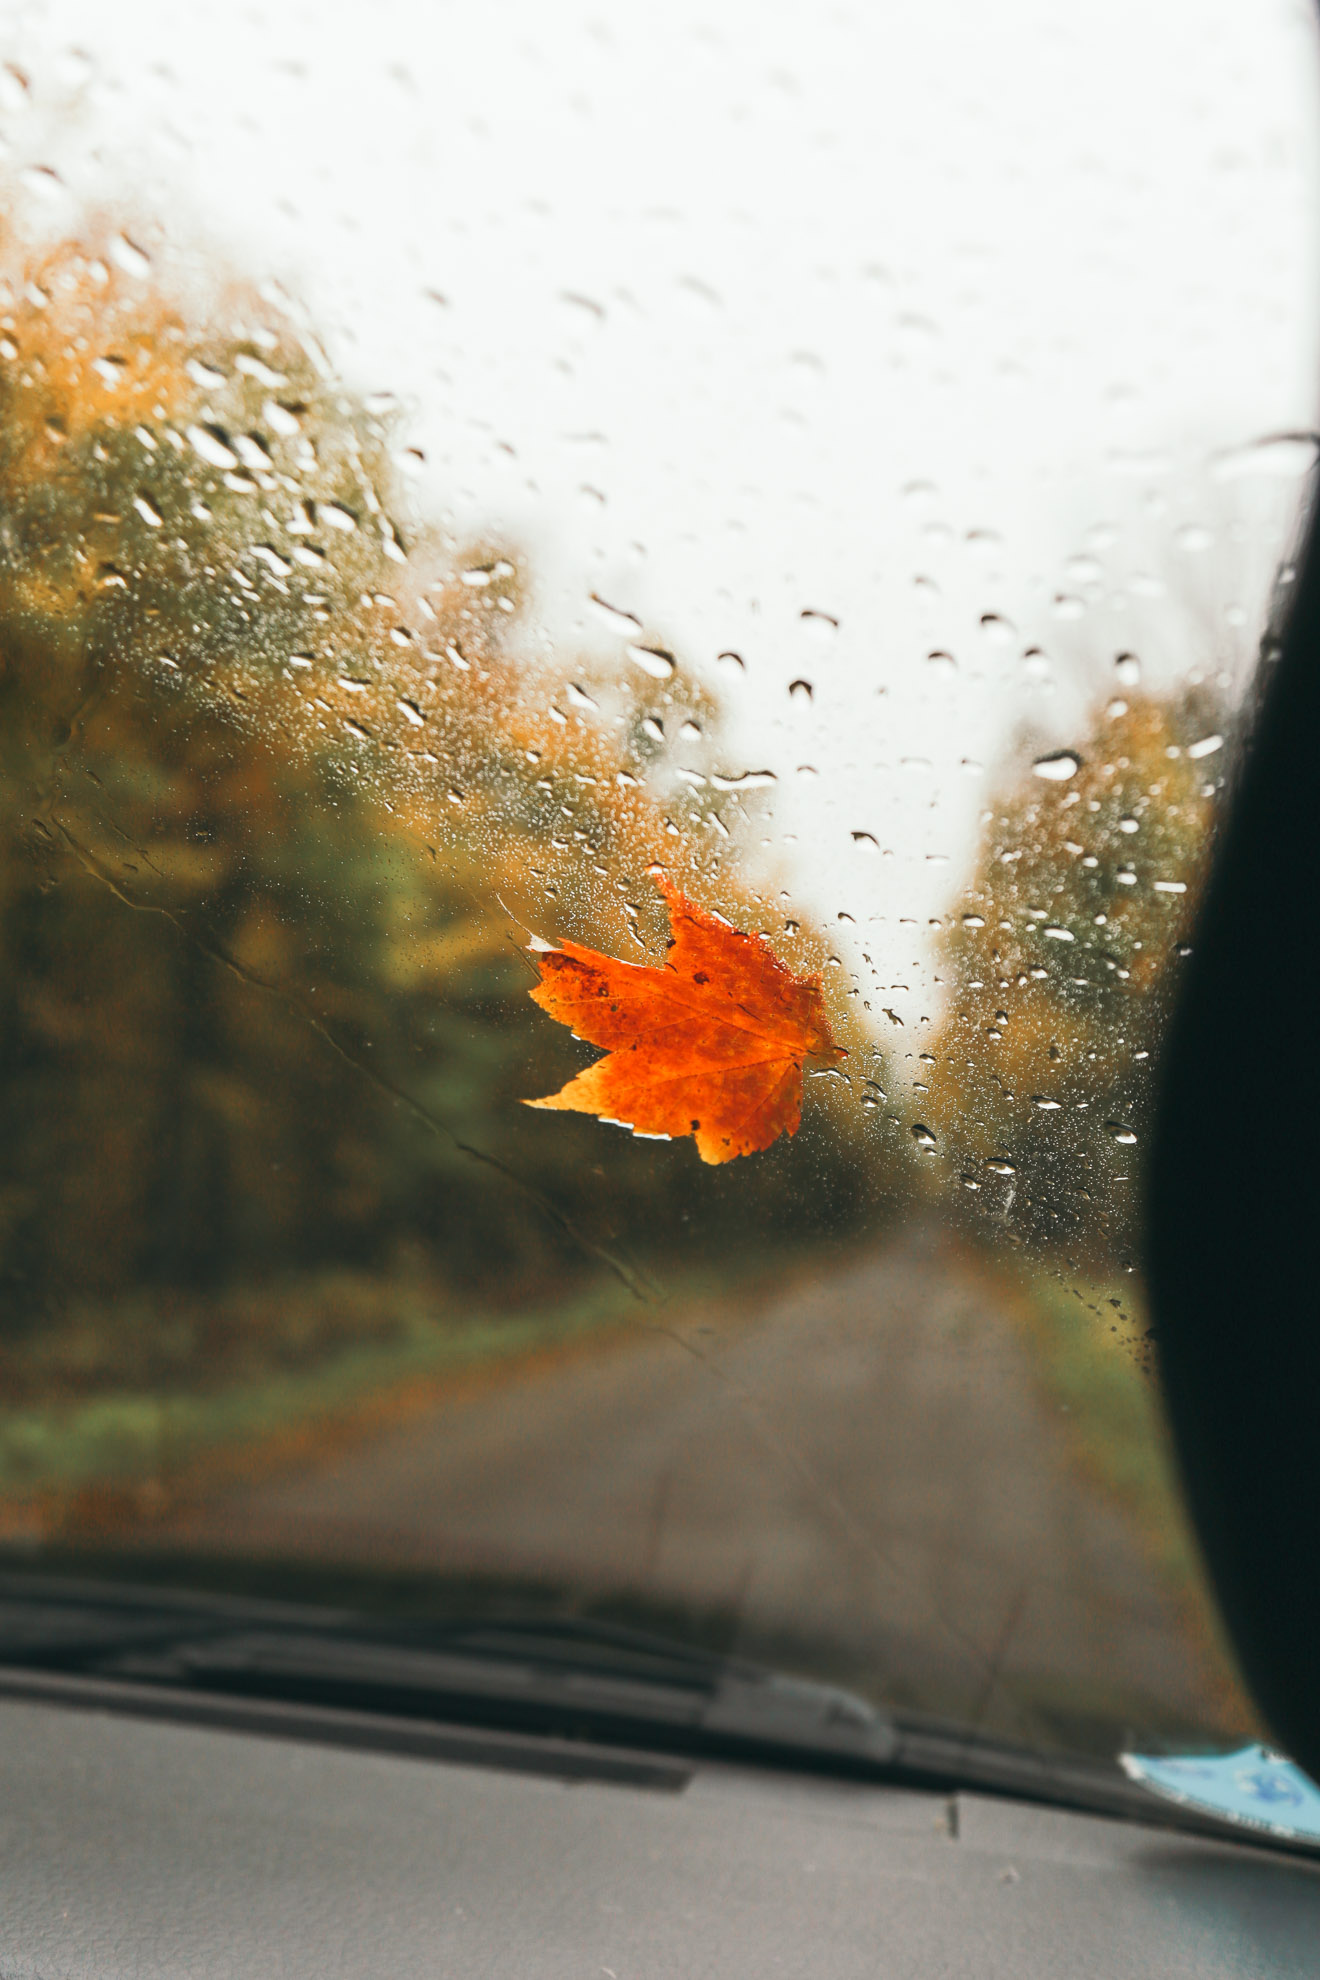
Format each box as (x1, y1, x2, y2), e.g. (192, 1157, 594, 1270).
(589, 594, 643, 636)
(1033, 750, 1081, 782)
(800, 609, 839, 639)
(627, 642, 676, 680)
(110, 233, 151, 278)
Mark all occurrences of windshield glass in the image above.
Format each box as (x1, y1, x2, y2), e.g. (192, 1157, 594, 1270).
(0, 0, 1316, 1770)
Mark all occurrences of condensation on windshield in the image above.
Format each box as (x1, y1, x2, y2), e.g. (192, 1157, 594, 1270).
(0, 0, 1316, 1760)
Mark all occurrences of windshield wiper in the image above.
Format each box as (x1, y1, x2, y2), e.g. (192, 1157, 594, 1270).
(5, 1595, 901, 1768)
(0, 1570, 1267, 1843)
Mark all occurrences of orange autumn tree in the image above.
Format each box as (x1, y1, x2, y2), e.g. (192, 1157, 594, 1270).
(921, 691, 1224, 1269)
(0, 220, 898, 1359)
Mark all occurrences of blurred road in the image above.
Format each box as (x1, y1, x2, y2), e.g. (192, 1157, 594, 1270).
(159, 1227, 1241, 1743)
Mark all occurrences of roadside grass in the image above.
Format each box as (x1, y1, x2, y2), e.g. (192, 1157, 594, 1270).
(0, 1244, 819, 1531)
(1015, 1270, 1191, 1576)
(1010, 1259, 1255, 1733)
(0, 1273, 642, 1521)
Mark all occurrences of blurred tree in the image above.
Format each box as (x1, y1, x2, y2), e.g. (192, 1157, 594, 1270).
(922, 691, 1225, 1269)
(0, 226, 893, 1344)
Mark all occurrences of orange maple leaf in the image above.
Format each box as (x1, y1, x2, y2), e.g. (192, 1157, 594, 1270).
(524, 869, 844, 1164)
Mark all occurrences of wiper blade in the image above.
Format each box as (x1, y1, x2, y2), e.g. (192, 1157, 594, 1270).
(102, 1618, 902, 1770)
(0, 1571, 1281, 1846)
(0, 1571, 896, 1768)
(0, 1588, 223, 1667)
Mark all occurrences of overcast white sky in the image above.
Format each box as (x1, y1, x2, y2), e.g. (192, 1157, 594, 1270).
(4, 0, 1318, 1024)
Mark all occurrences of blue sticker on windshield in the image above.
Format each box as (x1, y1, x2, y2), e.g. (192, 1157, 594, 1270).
(1120, 1744, 1320, 1844)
